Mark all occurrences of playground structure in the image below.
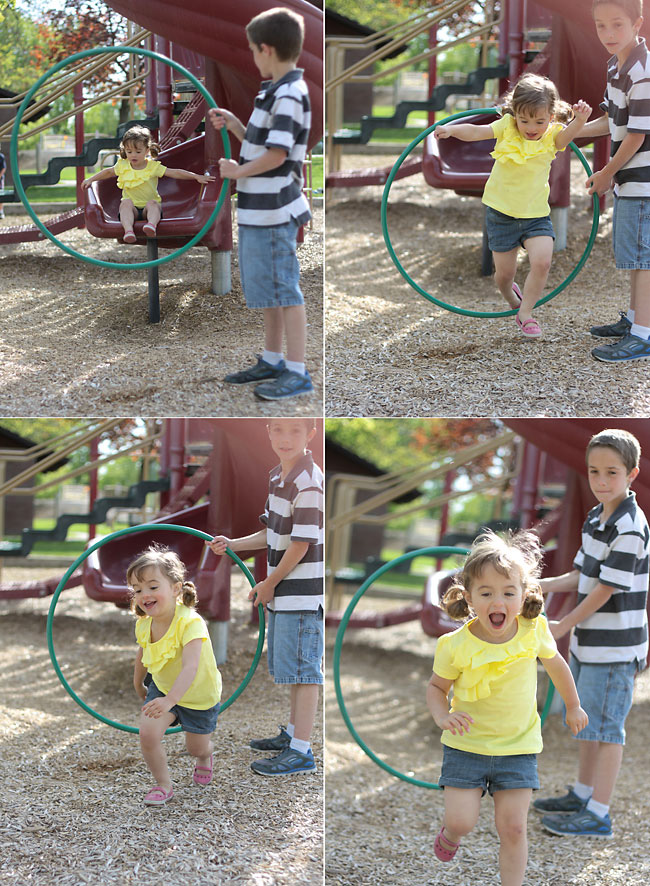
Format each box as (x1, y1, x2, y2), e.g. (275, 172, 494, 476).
(0, 418, 324, 662)
(326, 419, 650, 664)
(0, 0, 323, 319)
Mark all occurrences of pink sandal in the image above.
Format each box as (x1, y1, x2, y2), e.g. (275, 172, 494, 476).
(512, 282, 523, 305)
(516, 314, 541, 338)
(142, 223, 157, 237)
(193, 753, 213, 786)
(434, 826, 460, 862)
(123, 231, 137, 244)
(143, 785, 173, 806)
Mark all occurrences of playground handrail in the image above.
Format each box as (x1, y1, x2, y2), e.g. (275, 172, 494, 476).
(0, 420, 96, 459)
(326, 4, 446, 51)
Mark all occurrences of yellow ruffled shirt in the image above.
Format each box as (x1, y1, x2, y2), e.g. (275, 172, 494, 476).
(433, 615, 557, 755)
(114, 157, 167, 208)
(135, 603, 221, 709)
(482, 115, 565, 219)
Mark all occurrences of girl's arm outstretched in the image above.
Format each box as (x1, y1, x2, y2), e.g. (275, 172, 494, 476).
(81, 166, 117, 190)
(539, 652, 589, 735)
(164, 168, 215, 184)
(427, 673, 474, 736)
(141, 638, 203, 717)
(434, 122, 495, 142)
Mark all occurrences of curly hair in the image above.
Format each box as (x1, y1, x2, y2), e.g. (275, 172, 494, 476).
(442, 529, 545, 621)
(127, 543, 197, 617)
(119, 125, 160, 160)
(501, 73, 574, 125)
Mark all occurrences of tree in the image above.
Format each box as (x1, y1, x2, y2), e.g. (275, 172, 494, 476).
(0, 4, 43, 92)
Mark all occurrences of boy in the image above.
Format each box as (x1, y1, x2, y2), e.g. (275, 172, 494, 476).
(534, 428, 649, 837)
(208, 418, 323, 775)
(208, 7, 313, 400)
(580, 0, 650, 362)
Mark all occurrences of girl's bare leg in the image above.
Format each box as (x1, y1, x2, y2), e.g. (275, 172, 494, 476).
(493, 248, 521, 308)
(494, 788, 532, 886)
(143, 200, 161, 233)
(185, 730, 214, 770)
(119, 199, 136, 235)
(139, 710, 176, 789)
(440, 786, 482, 846)
(521, 236, 554, 323)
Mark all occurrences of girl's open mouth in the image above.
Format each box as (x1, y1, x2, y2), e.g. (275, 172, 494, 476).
(489, 613, 506, 627)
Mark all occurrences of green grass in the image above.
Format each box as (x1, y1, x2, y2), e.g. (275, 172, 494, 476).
(4, 519, 132, 557)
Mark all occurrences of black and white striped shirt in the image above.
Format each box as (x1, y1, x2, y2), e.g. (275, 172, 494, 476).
(602, 38, 650, 197)
(260, 452, 323, 612)
(237, 69, 311, 227)
(572, 491, 649, 667)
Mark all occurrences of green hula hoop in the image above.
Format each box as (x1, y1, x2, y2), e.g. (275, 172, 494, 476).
(10, 45, 230, 270)
(46, 523, 264, 735)
(380, 108, 600, 318)
(333, 545, 555, 789)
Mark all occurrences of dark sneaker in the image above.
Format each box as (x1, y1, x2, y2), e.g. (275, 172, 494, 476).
(249, 726, 291, 752)
(250, 746, 316, 776)
(532, 788, 586, 815)
(253, 368, 313, 400)
(541, 808, 613, 839)
(224, 355, 285, 385)
(592, 332, 650, 363)
(589, 311, 632, 338)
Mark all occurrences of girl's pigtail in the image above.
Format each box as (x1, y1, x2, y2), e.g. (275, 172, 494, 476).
(554, 99, 574, 125)
(182, 580, 198, 608)
(520, 586, 544, 619)
(441, 583, 471, 620)
(149, 140, 161, 158)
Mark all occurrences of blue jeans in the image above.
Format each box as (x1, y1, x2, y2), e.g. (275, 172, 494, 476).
(568, 655, 636, 744)
(238, 221, 304, 308)
(144, 677, 220, 734)
(485, 206, 555, 252)
(612, 196, 650, 269)
(439, 745, 539, 795)
(266, 607, 324, 684)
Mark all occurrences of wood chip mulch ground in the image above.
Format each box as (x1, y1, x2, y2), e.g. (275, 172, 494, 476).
(325, 154, 650, 417)
(0, 567, 323, 885)
(0, 209, 322, 417)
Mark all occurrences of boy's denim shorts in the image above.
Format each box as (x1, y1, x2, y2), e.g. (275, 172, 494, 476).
(568, 654, 636, 744)
(612, 196, 650, 269)
(267, 606, 324, 685)
(238, 220, 304, 309)
(439, 745, 539, 795)
(485, 206, 555, 252)
(144, 677, 220, 734)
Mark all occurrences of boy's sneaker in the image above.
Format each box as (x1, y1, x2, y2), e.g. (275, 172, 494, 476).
(249, 726, 291, 752)
(589, 311, 632, 338)
(592, 333, 650, 363)
(224, 355, 285, 384)
(250, 746, 316, 776)
(541, 808, 613, 839)
(253, 368, 313, 400)
(532, 788, 586, 815)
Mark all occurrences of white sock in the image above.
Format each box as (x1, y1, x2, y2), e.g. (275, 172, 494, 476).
(290, 737, 311, 755)
(262, 350, 284, 366)
(285, 360, 306, 376)
(573, 781, 593, 801)
(627, 308, 635, 323)
(631, 323, 650, 340)
(286, 723, 295, 738)
(586, 798, 610, 819)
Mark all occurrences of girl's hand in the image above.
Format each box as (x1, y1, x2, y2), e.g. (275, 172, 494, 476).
(81, 178, 92, 190)
(438, 711, 474, 735)
(586, 168, 613, 196)
(248, 577, 275, 608)
(218, 158, 240, 180)
(142, 696, 174, 719)
(434, 125, 452, 140)
(196, 173, 216, 184)
(206, 535, 231, 556)
(573, 100, 592, 123)
(566, 704, 589, 736)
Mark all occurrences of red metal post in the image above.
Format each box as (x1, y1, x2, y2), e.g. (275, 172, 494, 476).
(88, 435, 98, 541)
(514, 442, 542, 529)
(508, 0, 526, 84)
(428, 25, 438, 128)
(74, 81, 85, 220)
(154, 36, 173, 138)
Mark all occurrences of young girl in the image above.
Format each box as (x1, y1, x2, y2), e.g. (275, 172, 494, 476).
(129, 544, 221, 806)
(427, 530, 588, 886)
(82, 125, 215, 242)
(435, 73, 592, 338)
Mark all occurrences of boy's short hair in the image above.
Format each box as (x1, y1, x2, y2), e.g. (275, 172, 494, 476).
(592, 0, 643, 20)
(586, 428, 641, 473)
(246, 7, 305, 62)
(267, 418, 316, 433)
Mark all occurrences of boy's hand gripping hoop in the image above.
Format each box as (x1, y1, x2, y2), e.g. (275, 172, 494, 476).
(380, 109, 600, 318)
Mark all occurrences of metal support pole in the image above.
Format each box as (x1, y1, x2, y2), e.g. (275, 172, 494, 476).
(147, 239, 160, 322)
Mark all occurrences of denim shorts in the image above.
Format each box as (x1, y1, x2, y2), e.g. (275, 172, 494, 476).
(439, 744, 539, 795)
(144, 677, 220, 734)
(612, 196, 650, 269)
(238, 221, 304, 309)
(485, 206, 555, 252)
(266, 606, 324, 685)
(568, 655, 636, 744)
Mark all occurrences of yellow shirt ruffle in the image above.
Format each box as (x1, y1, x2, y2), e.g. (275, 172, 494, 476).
(482, 115, 564, 219)
(433, 615, 557, 755)
(114, 157, 166, 207)
(135, 603, 221, 709)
